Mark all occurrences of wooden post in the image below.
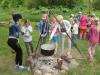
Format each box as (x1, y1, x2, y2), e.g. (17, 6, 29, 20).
(88, 0, 93, 14)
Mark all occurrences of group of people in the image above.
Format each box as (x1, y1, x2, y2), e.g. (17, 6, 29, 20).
(75, 12, 100, 61)
(38, 14, 72, 55)
(7, 11, 100, 70)
(68, 12, 100, 61)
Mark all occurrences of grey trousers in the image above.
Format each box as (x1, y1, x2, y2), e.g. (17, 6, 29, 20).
(25, 42, 33, 56)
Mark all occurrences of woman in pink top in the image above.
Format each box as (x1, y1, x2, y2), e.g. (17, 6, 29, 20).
(49, 17, 60, 54)
(79, 14, 88, 39)
(87, 20, 100, 61)
(88, 14, 97, 28)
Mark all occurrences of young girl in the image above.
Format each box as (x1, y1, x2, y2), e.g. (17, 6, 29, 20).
(72, 19, 79, 46)
(87, 19, 100, 61)
(22, 19, 33, 56)
(49, 17, 60, 55)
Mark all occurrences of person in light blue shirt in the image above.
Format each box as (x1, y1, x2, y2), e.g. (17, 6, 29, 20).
(38, 14, 49, 45)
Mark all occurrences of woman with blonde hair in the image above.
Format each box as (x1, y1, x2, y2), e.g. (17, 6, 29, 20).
(56, 15, 71, 55)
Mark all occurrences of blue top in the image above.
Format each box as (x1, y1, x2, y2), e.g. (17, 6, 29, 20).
(76, 15, 81, 21)
(9, 21, 23, 38)
(38, 20, 49, 35)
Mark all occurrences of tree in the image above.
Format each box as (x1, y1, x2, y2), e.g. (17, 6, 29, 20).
(94, 0, 100, 10)
(0, 0, 10, 8)
(66, 0, 83, 9)
(0, 0, 84, 9)
(0, 0, 24, 8)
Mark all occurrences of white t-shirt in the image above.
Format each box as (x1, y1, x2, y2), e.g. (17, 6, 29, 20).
(73, 23, 79, 34)
(59, 20, 71, 35)
(21, 25, 33, 42)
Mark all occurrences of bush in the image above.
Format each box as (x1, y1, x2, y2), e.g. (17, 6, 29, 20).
(94, 0, 100, 10)
(23, 14, 42, 22)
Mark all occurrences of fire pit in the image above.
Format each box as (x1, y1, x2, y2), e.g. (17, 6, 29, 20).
(30, 44, 79, 75)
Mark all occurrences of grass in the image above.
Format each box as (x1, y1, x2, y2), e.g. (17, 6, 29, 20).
(0, 25, 100, 75)
(0, 6, 100, 75)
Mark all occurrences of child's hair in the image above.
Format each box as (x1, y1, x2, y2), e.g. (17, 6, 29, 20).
(70, 14, 74, 17)
(57, 15, 63, 22)
(12, 14, 22, 22)
(74, 18, 78, 24)
(24, 19, 30, 25)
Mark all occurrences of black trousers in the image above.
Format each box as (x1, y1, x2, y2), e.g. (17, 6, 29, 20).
(7, 38, 23, 65)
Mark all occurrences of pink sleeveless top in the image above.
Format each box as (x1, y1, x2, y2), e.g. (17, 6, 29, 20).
(79, 15, 88, 29)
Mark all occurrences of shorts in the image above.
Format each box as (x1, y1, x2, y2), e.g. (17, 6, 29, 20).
(80, 28, 87, 34)
(52, 36, 59, 43)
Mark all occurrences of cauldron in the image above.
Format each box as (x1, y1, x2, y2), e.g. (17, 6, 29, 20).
(41, 44, 55, 56)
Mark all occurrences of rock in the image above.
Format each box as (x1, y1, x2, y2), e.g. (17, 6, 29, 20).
(60, 70, 66, 74)
(60, 60, 69, 71)
(40, 66, 53, 73)
(68, 59, 79, 69)
(62, 64, 69, 70)
(43, 73, 52, 75)
(34, 69, 42, 75)
(57, 58, 63, 69)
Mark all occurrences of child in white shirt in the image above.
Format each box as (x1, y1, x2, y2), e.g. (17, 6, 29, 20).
(22, 19, 33, 56)
(72, 19, 79, 46)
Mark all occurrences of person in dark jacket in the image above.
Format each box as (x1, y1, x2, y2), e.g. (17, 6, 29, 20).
(7, 14, 27, 70)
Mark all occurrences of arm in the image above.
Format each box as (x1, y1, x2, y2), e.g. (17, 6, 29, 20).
(46, 22, 49, 34)
(15, 23, 24, 35)
(49, 25, 58, 40)
(38, 21, 42, 34)
(27, 26, 33, 34)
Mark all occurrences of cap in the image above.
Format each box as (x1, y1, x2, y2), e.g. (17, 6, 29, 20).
(71, 14, 74, 17)
(79, 12, 82, 14)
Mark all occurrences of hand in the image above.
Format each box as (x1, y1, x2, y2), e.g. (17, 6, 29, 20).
(41, 34, 44, 37)
(49, 38, 51, 41)
(22, 32, 24, 35)
(41, 34, 46, 37)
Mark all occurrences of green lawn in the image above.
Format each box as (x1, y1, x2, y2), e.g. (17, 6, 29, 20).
(0, 26, 100, 75)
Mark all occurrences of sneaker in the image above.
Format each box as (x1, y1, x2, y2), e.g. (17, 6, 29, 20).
(11, 50, 15, 54)
(17, 66, 28, 71)
(27, 67, 31, 71)
(15, 65, 19, 70)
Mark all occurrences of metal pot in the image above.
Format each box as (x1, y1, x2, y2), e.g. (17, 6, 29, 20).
(41, 44, 55, 56)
